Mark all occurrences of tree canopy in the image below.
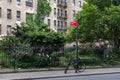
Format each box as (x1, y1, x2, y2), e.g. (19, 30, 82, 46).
(66, 0, 120, 49)
(1, 0, 65, 56)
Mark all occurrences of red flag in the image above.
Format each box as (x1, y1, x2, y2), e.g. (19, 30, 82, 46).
(70, 21, 79, 27)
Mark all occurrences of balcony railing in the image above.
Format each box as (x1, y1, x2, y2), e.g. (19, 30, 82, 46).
(57, 28, 67, 33)
(62, 14, 67, 19)
(57, 13, 62, 18)
(26, 1, 33, 7)
(57, 1, 62, 6)
(61, 2, 67, 7)
(57, 1, 67, 8)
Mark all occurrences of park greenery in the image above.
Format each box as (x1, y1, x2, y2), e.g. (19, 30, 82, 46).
(66, 0, 120, 49)
(65, 0, 120, 67)
(0, 0, 120, 69)
(0, 0, 65, 68)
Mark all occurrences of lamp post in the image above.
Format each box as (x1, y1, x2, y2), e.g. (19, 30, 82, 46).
(75, 25, 79, 73)
(70, 21, 79, 73)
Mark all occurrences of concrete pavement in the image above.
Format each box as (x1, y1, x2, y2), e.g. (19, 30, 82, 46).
(0, 68, 120, 80)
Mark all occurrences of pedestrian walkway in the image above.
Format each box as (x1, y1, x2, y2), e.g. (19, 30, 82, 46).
(0, 68, 120, 80)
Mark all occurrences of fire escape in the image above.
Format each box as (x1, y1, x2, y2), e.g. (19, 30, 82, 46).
(57, 0, 67, 33)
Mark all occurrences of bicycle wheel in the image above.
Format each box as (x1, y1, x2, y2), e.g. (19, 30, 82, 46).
(78, 63, 86, 72)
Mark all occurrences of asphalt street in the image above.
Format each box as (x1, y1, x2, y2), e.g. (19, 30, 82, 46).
(36, 73, 120, 80)
(0, 68, 120, 80)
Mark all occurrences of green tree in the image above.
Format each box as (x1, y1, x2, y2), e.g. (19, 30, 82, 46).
(11, 0, 65, 55)
(66, 0, 120, 49)
(34, 0, 51, 31)
(65, 27, 76, 42)
(112, 0, 120, 6)
(28, 31, 65, 55)
(100, 6, 120, 48)
(86, 0, 111, 10)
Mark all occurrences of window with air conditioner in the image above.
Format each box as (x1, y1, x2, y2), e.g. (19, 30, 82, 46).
(26, 0, 33, 7)
(17, 0, 21, 5)
(72, 0, 75, 6)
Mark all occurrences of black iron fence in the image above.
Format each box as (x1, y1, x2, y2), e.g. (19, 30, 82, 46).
(0, 46, 120, 72)
(0, 46, 64, 70)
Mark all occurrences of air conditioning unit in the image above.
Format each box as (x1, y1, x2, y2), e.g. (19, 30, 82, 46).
(17, 2, 21, 5)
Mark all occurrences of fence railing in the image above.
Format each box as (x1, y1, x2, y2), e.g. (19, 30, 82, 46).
(0, 46, 64, 70)
(0, 46, 120, 72)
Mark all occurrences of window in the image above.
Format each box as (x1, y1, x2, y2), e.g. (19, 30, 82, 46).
(57, 9, 60, 16)
(7, 9, 12, 19)
(54, 8, 56, 16)
(26, 0, 33, 7)
(26, 13, 33, 21)
(47, 0, 50, 2)
(61, 21, 63, 28)
(26, 0, 33, 2)
(73, 0, 75, 5)
(58, 21, 60, 28)
(79, 1, 81, 8)
(58, 9, 60, 15)
(0, 7, 1, 18)
(17, 0, 21, 5)
(65, 10, 67, 17)
(41, 18, 44, 22)
(54, 20, 56, 28)
(7, 0, 12, 2)
(61, 10, 63, 16)
(47, 19, 50, 26)
(16, 11, 21, 20)
(0, 24, 1, 35)
(7, 25, 11, 35)
(65, 22, 67, 27)
(72, 10, 75, 17)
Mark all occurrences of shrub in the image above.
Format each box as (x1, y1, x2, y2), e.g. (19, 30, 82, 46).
(50, 52, 60, 67)
(16, 54, 49, 68)
(34, 56, 49, 68)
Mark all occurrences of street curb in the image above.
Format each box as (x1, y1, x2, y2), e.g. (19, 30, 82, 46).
(0, 66, 120, 74)
(13, 71, 120, 80)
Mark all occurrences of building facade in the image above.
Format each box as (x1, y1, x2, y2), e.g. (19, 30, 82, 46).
(0, 0, 84, 37)
(44, 0, 84, 33)
(0, 0, 37, 38)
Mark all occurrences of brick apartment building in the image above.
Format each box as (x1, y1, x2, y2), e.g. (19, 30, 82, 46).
(0, 0, 37, 38)
(44, 0, 84, 33)
(0, 0, 84, 38)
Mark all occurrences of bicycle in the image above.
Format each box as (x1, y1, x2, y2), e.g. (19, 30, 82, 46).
(64, 57, 86, 73)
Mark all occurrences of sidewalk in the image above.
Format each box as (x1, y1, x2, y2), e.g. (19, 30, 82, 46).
(0, 68, 120, 80)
